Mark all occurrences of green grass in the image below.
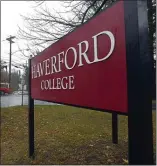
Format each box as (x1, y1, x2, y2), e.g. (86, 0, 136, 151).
(1, 105, 156, 165)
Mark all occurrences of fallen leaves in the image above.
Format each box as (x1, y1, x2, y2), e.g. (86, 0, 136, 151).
(1, 106, 156, 165)
(123, 158, 128, 164)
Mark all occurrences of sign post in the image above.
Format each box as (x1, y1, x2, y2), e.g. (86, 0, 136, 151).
(112, 113, 118, 144)
(124, 1, 154, 164)
(28, 58, 35, 158)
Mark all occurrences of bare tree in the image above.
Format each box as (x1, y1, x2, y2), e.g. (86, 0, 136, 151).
(18, 0, 156, 59)
(17, 0, 117, 54)
(0, 68, 8, 83)
(10, 70, 20, 91)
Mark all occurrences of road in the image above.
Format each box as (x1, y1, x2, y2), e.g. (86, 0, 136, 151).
(1, 94, 58, 108)
(1, 94, 156, 110)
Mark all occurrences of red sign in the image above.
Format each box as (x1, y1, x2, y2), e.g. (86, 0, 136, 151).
(31, 0, 128, 113)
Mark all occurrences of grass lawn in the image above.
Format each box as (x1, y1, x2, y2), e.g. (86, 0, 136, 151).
(1, 105, 156, 165)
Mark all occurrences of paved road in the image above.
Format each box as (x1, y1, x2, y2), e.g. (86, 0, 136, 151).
(1, 94, 156, 110)
(1, 94, 58, 108)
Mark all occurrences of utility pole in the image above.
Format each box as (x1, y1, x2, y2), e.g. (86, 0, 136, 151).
(6, 36, 16, 88)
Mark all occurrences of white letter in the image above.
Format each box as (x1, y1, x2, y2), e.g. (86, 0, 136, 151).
(39, 63, 44, 76)
(78, 40, 92, 67)
(61, 77, 68, 89)
(69, 75, 75, 89)
(49, 79, 53, 89)
(36, 64, 40, 77)
(51, 56, 59, 74)
(57, 52, 64, 72)
(56, 78, 61, 89)
(65, 47, 77, 70)
(32, 65, 37, 79)
(52, 78, 57, 89)
(92, 31, 115, 63)
(41, 80, 44, 90)
(45, 80, 49, 90)
(43, 59, 50, 75)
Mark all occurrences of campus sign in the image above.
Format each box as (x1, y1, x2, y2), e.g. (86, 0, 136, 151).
(31, 0, 128, 113)
(29, 0, 154, 164)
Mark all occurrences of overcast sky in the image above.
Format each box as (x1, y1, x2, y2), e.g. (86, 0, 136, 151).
(1, 1, 62, 71)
